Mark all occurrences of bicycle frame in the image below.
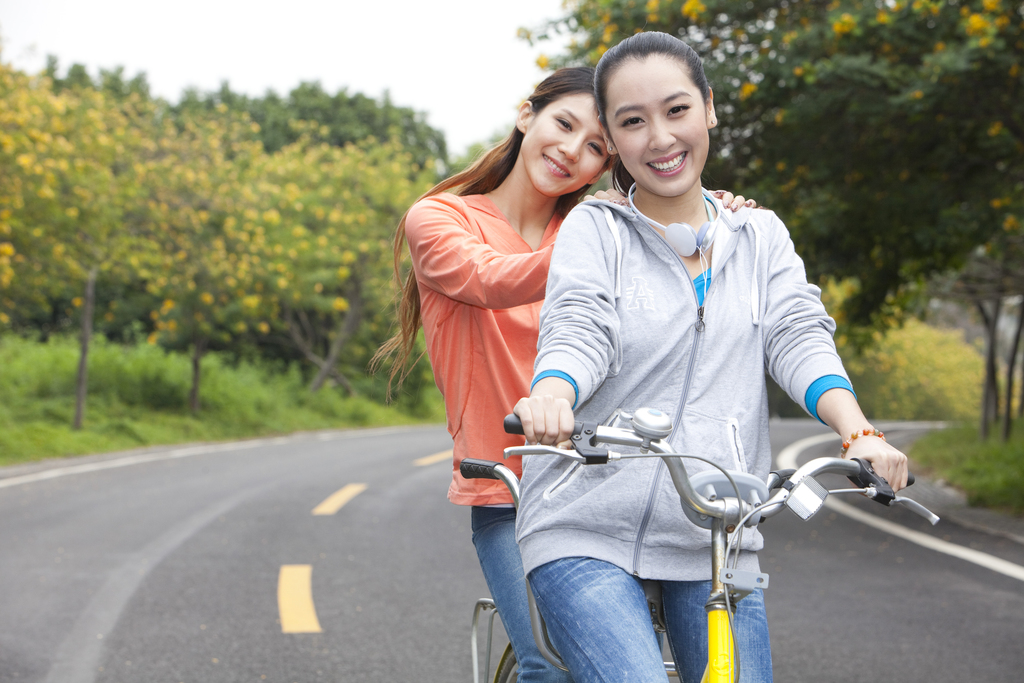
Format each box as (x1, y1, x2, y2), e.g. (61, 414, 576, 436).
(471, 598, 498, 683)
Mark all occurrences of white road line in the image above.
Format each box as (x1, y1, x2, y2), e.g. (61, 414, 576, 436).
(778, 433, 1024, 583)
(0, 442, 255, 491)
(0, 426, 416, 490)
(43, 483, 271, 683)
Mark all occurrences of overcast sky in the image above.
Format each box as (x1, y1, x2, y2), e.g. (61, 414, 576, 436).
(0, 0, 571, 155)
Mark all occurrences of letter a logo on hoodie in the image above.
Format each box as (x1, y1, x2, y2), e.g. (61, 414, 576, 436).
(625, 276, 656, 311)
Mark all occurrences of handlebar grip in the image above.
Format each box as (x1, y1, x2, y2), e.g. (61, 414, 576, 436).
(504, 414, 587, 439)
(504, 414, 525, 435)
(460, 458, 503, 480)
(907, 472, 916, 487)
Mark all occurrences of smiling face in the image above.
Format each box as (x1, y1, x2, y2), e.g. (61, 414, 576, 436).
(603, 55, 716, 211)
(515, 92, 609, 199)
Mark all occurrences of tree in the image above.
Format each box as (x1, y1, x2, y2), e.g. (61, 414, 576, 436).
(45, 56, 152, 102)
(175, 81, 448, 172)
(530, 0, 1023, 325)
(933, 231, 1024, 440)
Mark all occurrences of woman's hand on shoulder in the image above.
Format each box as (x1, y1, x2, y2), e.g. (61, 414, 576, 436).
(584, 188, 759, 213)
(710, 189, 760, 212)
(844, 436, 909, 492)
(584, 189, 629, 206)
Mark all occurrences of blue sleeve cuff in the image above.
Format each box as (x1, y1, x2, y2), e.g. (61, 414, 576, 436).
(531, 370, 579, 409)
(805, 375, 856, 424)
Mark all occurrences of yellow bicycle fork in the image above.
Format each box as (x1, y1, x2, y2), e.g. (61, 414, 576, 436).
(701, 607, 735, 683)
(700, 517, 736, 683)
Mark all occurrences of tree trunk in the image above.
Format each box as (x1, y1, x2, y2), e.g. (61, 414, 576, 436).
(1019, 344, 1024, 419)
(189, 336, 208, 414)
(73, 267, 98, 430)
(309, 282, 363, 393)
(284, 308, 358, 397)
(1005, 302, 1024, 438)
(977, 299, 1001, 440)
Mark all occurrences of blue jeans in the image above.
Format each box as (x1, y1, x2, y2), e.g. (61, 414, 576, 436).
(471, 507, 574, 683)
(528, 557, 772, 683)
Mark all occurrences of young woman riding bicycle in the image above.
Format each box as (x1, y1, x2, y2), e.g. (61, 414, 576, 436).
(374, 66, 751, 682)
(513, 32, 909, 683)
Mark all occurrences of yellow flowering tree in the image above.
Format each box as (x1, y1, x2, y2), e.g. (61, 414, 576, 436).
(530, 0, 1023, 325)
(1, 56, 444, 416)
(0, 61, 152, 428)
(140, 106, 268, 413)
(237, 130, 433, 394)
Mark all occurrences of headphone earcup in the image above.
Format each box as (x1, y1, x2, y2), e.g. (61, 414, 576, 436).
(665, 222, 697, 257)
(695, 221, 714, 251)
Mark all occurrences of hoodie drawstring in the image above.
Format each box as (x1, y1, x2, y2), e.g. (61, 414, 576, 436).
(749, 221, 761, 326)
(600, 206, 623, 298)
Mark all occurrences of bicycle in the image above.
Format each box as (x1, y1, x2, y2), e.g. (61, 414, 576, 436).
(465, 408, 939, 683)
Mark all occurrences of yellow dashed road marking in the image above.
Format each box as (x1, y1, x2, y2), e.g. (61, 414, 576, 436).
(312, 483, 367, 516)
(414, 450, 452, 467)
(278, 565, 322, 633)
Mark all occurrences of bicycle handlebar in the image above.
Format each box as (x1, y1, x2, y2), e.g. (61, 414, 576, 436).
(501, 411, 937, 526)
(503, 412, 743, 522)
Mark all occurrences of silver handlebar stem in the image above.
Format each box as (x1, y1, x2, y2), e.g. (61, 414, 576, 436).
(660, 455, 730, 520)
(613, 435, 735, 522)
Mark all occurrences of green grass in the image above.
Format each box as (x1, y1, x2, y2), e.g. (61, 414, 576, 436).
(910, 423, 1024, 514)
(0, 335, 444, 467)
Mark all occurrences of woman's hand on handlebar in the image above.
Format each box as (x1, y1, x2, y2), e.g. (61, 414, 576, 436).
(845, 437, 909, 492)
(513, 377, 576, 446)
(817, 388, 908, 492)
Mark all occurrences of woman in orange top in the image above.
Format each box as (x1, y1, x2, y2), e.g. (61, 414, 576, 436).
(375, 67, 748, 682)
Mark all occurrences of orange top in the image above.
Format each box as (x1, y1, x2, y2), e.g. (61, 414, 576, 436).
(405, 193, 560, 505)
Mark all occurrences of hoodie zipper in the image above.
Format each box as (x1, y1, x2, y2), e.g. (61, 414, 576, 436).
(630, 302, 706, 576)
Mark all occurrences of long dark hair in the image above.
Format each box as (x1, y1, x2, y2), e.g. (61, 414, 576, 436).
(595, 32, 711, 193)
(372, 67, 604, 396)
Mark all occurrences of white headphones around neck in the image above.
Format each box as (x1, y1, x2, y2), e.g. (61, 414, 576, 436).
(627, 185, 718, 258)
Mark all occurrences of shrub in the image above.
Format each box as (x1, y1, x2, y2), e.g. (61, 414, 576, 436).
(840, 318, 983, 422)
(0, 334, 443, 464)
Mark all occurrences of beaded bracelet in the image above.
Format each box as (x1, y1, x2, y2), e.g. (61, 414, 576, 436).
(840, 428, 885, 456)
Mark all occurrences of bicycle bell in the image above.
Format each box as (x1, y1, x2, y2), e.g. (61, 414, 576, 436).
(631, 408, 673, 441)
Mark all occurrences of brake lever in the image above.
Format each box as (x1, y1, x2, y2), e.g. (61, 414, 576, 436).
(504, 444, 586, 462)
(848, 458, 896, 506)
(569, 421, 610, 464)
(891, 496, 941, 525)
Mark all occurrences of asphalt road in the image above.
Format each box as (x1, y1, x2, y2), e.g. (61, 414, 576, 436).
(1, 421, 1022, 682)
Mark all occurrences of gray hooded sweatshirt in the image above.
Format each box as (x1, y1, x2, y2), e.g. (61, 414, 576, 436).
(516, 192, 849, 582)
